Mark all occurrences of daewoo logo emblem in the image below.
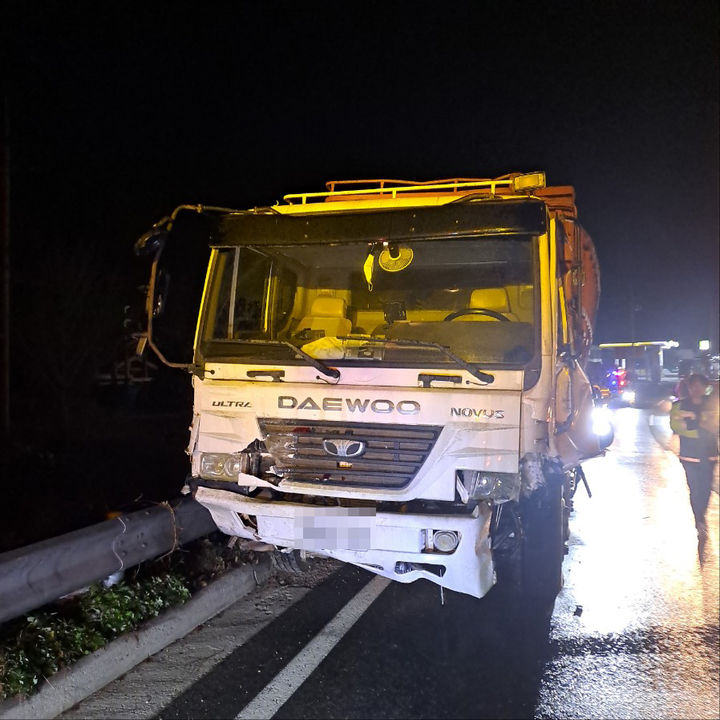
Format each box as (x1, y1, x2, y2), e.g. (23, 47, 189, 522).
(322, 438, 366, 458)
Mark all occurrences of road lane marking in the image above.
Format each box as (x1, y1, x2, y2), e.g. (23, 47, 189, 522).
(154, 564, 369, 719)
(235, 575, 391, 720)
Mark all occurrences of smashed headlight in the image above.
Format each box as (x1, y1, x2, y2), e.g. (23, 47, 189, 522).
(199, 451, 257, 482)
(456, 470, 521, 503)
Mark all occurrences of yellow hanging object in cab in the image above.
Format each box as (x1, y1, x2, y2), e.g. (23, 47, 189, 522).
(379, 245, 413, 272)
(363, 251, 375, 291)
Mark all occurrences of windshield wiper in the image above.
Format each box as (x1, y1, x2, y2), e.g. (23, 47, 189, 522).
(228, 339, 340, 380)
(337, 336, 494, 384)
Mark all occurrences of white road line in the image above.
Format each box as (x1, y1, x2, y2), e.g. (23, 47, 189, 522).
(235, 575, 391, 720)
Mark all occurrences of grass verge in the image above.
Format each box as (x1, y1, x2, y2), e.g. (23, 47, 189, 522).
(0, 532, 257, 702)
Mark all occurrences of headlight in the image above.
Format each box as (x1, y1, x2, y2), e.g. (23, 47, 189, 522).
(621, 390, 636, 404)
(592, 406, 613, 437)
(199, 452, 252, 482)
(457, 470, 520, 503)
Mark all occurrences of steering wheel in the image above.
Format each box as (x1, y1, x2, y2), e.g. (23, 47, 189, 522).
(443, 308, 509, 322)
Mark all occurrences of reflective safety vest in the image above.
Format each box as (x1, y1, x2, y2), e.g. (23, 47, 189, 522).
(670, 395, 719, 462)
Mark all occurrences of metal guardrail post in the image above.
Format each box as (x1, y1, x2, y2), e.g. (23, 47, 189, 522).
(0, 495, 217, 625)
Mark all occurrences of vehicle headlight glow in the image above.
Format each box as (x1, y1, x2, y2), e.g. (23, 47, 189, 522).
(592, 406, 613, 437)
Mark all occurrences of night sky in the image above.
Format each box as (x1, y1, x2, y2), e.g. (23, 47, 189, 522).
(4, 0, 719, 349)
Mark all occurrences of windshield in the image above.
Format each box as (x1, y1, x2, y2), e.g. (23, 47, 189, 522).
(199, 237, 537, 368)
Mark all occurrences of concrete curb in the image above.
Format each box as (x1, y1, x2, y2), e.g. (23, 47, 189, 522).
(0, 558, 273, 720)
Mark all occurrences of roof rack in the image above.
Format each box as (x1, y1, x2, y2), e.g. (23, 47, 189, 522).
(599, 341, 679, 349)
(283, 175, 519, 205)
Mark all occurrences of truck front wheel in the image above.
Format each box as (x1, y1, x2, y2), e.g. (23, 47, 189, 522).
(519, 478, 564, 607)
(492, 477, 564, 614)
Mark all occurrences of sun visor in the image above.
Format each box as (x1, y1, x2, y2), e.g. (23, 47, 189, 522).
(214, 199, 547, 247)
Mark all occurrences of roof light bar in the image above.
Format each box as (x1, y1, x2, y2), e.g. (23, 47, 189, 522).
(511, 172, 546, 193)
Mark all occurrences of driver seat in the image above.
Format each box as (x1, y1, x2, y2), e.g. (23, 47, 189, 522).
(466, 288, 519, 321)
(296, 296, 352, 337)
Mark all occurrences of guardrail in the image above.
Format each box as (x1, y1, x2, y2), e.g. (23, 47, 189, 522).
(0, 495, 217, 625)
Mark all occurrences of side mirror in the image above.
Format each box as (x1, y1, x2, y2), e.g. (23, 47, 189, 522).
(134, 209, 214, 372)
(135, 229, 168, 257)
(153, 268, 170, 317)
(135, 215, 170, 257)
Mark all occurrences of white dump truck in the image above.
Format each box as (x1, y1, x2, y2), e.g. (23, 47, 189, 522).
(136, 172, 611, 603)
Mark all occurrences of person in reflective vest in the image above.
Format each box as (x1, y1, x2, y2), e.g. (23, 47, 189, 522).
(670, 374, 719, 540)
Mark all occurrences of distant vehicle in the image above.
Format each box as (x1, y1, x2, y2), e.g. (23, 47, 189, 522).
(606, 367, 636, 405)
(592, 384, 611, 402)
(135, 171, 612, 608)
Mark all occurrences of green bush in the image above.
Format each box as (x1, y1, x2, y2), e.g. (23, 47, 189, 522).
(0, 573, 190, 701)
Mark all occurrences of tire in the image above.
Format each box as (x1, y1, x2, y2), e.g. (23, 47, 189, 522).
(271, 549, 309, 575)
(491, 502, 524, 593)
(519, 478, 565, 608)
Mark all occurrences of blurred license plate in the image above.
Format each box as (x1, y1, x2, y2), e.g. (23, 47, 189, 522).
(293, 507, 376, 551)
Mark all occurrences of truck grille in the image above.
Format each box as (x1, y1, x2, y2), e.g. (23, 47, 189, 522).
(258, 418, 442, 489)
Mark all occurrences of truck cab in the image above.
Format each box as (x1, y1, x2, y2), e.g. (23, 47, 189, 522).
(136, 172, 611, 603)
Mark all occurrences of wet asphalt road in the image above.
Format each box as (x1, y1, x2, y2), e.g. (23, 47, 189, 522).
(161, 407, 719, 720)
(68, 407, 720, 719)
(534, 407, 719, 719)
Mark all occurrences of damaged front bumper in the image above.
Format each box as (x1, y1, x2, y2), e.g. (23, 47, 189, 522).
(195, 486, 495, 599)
